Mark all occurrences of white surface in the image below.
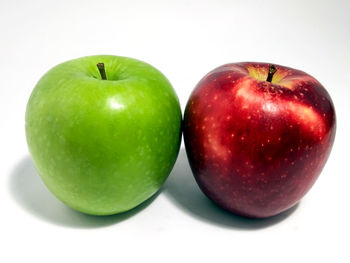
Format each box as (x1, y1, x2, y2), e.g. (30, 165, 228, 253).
(1, 0, 350, 262)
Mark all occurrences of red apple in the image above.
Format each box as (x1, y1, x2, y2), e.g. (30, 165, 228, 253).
(183, 62, 336, 218)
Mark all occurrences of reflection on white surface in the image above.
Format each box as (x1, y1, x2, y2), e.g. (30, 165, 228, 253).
(108, 97, 125, 110)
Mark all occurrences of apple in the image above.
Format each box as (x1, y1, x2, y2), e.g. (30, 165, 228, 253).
(25, 55, 182, 215)
(184, 62, 336, 218)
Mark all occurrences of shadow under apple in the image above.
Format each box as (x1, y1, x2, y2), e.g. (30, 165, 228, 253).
(8, 156, 159, 229)
(163, 148, 299, 230)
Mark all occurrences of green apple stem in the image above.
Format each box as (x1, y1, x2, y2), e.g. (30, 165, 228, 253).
(97, 63, 107, 80)
(266, 65, 277, 82)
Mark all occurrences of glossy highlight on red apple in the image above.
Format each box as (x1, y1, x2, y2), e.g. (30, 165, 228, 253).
(183, 62, 336, 218)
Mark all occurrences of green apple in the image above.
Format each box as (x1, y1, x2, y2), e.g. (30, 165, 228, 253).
(25, 55, 182, 215)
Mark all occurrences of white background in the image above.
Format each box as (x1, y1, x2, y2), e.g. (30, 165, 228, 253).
(1, 0, 349, 262)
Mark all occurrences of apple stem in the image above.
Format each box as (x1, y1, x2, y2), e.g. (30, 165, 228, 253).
(266, 65, 277, 82)
(97, 63, 107, 80)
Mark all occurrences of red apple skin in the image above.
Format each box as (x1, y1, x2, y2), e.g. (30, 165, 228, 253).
(183, 62, 336, 218)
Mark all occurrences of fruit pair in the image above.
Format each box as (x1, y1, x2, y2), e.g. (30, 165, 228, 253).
(26, 55, 336, 218)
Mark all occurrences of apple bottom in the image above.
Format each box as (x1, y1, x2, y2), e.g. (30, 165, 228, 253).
(187, 149, 330, 218)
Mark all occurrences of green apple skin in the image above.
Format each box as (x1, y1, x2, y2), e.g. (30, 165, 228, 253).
(25, 55, 182, 215)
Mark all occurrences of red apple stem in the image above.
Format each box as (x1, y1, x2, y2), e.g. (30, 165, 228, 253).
(266, 65, 277, 82)
(97, 63, 107, 80)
